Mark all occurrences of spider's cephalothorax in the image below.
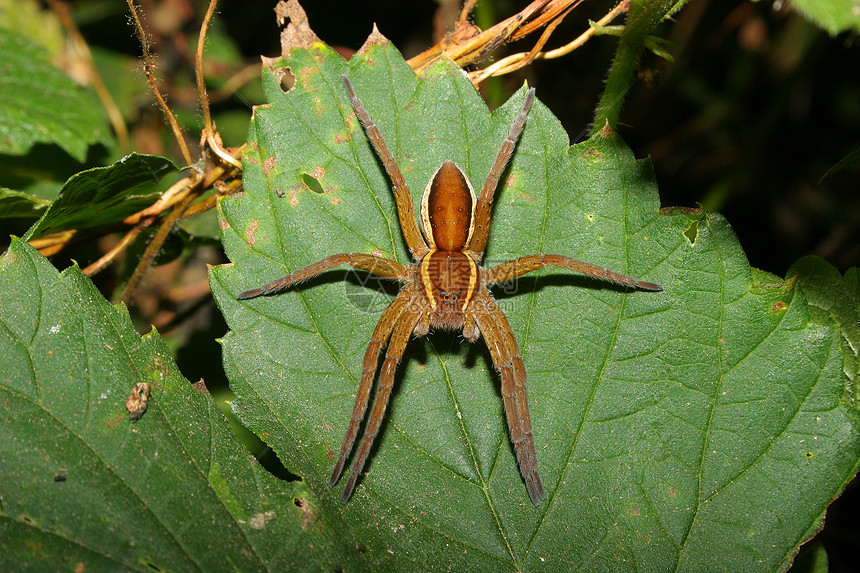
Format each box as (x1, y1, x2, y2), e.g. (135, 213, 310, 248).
(238, 76, 662, 506)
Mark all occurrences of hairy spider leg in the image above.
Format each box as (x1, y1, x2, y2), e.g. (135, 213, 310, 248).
(468, 88, 536, 259)
(328, 288, 414, 488)
(342, 75, 429, 259)
(485, 254, 664, 292)
(338, 302, 430, 503)
(236, 253, 408, 299)
(471, 292, 545, 506)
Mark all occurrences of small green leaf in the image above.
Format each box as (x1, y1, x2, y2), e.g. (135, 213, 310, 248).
(0, 238, 355, 571)
(0, 29, 111, 161)
(0, 187, 49, 220)
(23, 153, 178, 241)
(212, 42, 860, 570)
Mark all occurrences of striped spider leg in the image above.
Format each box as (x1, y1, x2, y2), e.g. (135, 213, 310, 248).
(238, 76, 662, 505)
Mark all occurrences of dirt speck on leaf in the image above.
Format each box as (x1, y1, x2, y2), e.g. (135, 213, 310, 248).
(294, 497, 316, 530)
(125, 382, 152, 422)
(248, 510, 276, 530)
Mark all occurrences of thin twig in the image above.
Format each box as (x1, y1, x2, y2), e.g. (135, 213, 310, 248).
(458, 0, 479, 22)
(469, 1, 627, 83)
(29, 230, 77, 257)
(127, 0, 194, 166)
(81, 221, 150, 276)
(124, 176, 195, 225)
(408, 0, 626, 86)
(120, 185, 199, 303)
(197, 0, 242, 169)
(181, 177, 242, 218)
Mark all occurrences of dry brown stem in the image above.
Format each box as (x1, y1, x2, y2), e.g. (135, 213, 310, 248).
(407, 0, 629, 85)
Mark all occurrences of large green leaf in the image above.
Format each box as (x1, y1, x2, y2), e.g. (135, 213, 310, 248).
(210, 41, 860, 570)
(0, 238, 363, 571)
(0, 29, 110, 162)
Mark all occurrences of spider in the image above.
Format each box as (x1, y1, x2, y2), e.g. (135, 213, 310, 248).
(238, 75, 663, 506)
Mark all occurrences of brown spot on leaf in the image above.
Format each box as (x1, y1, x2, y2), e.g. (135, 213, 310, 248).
(294, 497, 316, 530)
(289, 189, 299, 206)
(772, 301, 788, 313)
(126, 382, 152, 422)
(334, 131, 352, 144)
(219, 217, 230, 230)
(582, 147, 605, 160)
(297, 66, 318, 91)
(245, 219, 260, 246)
(192, 378, 210, 396)
(263, 155, 276, 175)
(598, 119, 614, 137)
(660, 206, 704, 216)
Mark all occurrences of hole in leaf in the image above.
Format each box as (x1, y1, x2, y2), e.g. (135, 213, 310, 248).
(684, 219, 699, 245)
(277, 67, 296, 93)
(301, 172, 325, 194)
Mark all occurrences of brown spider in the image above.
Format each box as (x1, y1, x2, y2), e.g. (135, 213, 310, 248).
(238, 76, 662, 506)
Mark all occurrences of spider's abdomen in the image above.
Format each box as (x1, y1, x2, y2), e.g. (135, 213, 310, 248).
(420, 161, 476, 252)
(419, 250, 479, 329)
